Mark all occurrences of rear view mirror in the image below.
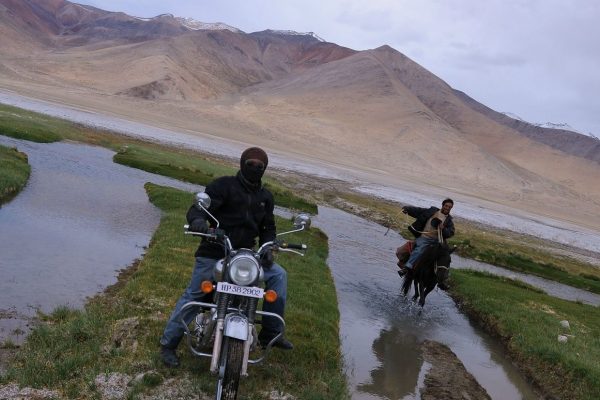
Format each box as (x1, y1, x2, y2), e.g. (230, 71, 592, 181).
(292, 213, 311, 230)
(195, 192, 211, 210)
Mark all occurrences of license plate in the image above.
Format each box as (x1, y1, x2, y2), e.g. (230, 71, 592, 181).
(217, 282, 264, 298)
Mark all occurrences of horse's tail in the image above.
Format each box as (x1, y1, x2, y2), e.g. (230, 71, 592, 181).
(401, 270, 414, 296)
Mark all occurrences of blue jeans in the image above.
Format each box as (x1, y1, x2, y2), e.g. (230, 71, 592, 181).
(160, 256, 288, 349)
(405, 236, 439, 269)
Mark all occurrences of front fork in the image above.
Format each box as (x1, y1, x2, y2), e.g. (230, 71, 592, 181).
(210, 293, 230, 373)
(211, 295, 259, 375)
(179, 296, 285, 375)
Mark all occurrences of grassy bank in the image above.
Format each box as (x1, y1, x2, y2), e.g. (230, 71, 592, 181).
(2, 184, 347, 399)
(113, 144, 317, 214)
(450, 270, 600, 400)
(0, 144, 30, 205)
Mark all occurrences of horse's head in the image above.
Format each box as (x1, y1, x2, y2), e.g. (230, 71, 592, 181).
(434, 244, 455, 286)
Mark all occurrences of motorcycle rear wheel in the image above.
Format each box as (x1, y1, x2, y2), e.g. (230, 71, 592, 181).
(216, 337, 244, 400)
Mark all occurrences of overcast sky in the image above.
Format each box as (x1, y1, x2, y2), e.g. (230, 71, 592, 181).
(77, 0, 600, 138)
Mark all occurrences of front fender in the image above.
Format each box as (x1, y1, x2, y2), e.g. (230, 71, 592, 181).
(224, 314, 248, 340)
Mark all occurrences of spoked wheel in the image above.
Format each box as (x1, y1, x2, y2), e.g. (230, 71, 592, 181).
(215, 337, 245, 400)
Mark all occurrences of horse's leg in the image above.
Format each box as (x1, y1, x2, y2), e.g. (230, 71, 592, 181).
(412, 278, 419, 302)
(401, 272, 413, 296)
(418, 281, 427, 307)
(420, 284, 436, 307)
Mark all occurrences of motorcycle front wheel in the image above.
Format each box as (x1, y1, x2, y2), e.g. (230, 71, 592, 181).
(215, 337, 244, 400)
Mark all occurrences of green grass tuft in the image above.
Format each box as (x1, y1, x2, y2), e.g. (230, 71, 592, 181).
(0, 144, 31, 205)
(115, 144, 318, 213)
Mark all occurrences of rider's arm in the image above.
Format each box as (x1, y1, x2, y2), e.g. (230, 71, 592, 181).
(258, 191, 276, 245)
(441, 217, 455, 239)
(403, 206, 428, 219)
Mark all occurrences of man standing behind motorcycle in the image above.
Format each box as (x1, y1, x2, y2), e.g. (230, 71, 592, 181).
(160, 147, 293, 368)
(399, 198, 455, 290)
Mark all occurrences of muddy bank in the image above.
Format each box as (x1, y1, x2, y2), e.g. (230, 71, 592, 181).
(421, 340, 491, 400)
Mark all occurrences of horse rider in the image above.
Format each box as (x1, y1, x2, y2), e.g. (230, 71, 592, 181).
(399, 198, 455, 290)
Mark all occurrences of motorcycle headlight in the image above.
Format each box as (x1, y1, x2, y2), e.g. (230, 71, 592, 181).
(228, 252, 260, 286)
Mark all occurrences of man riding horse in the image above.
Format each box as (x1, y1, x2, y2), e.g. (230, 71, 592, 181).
(398, 198, 455, 290)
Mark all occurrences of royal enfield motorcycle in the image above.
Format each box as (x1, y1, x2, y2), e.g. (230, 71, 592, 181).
(180, 192, 310, 400)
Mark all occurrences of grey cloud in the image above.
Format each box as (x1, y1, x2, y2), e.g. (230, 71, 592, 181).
(451, 49, 528, 69)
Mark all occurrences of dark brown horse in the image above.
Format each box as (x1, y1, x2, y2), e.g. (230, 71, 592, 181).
(400, 242, 454, 307)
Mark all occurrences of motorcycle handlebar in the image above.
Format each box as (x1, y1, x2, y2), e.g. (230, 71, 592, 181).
(183, 225, 222, 240)
(280, 242, 307, 250)
(184, 225, 306, 254)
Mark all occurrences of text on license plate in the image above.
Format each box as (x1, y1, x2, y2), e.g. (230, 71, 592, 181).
(217, 282, 264, 298)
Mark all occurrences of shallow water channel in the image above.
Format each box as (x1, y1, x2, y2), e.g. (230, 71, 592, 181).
(314, 207, 542, 399)
(0, 136, 201, 343)
(2, 136, 598, 399)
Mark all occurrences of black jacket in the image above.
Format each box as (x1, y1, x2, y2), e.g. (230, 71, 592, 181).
(404, 206, 455, 239)
(187, 172, 276, 259)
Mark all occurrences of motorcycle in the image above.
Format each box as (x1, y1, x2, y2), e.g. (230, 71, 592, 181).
(180, 192, 311, 400)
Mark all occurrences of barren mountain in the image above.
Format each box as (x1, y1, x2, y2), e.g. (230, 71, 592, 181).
(1, 0, 599, 228)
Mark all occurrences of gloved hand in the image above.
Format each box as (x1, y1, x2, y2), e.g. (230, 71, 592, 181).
(212, 228, 226, 240)
(189, 218, 208, 234)
(207, 228, 226, 242)
(430, 218, 442, 228)
(261, 249, 274, 269)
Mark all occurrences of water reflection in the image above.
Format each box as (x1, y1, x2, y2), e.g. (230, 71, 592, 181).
(357, 327, 422, 399)
(0, 136, 201, 344)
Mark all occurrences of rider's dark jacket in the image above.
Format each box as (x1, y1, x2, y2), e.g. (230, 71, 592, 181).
(187, 172, 276, 259)
(404, 206, 455, 239)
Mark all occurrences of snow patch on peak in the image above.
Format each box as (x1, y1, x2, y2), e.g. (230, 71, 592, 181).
(539, 122, 574, 130)
(267, 29, 325, 42)
(176, 17, 242, 33)
(501, 112, 599, 139)
(501, 112, 525, 121)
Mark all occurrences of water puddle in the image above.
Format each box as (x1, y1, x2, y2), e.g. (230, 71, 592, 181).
(0, 136, 201, 344)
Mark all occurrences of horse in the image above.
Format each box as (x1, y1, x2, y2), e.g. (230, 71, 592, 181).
(400, 241, 454, 307)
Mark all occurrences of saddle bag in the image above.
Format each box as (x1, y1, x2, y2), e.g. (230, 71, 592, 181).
(396, 240, 415, 268)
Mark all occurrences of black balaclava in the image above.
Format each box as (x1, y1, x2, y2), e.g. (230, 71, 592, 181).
(240, 147, 268, 184)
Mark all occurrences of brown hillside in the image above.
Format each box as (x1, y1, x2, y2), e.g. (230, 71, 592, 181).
(0, 0, 599, 229)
